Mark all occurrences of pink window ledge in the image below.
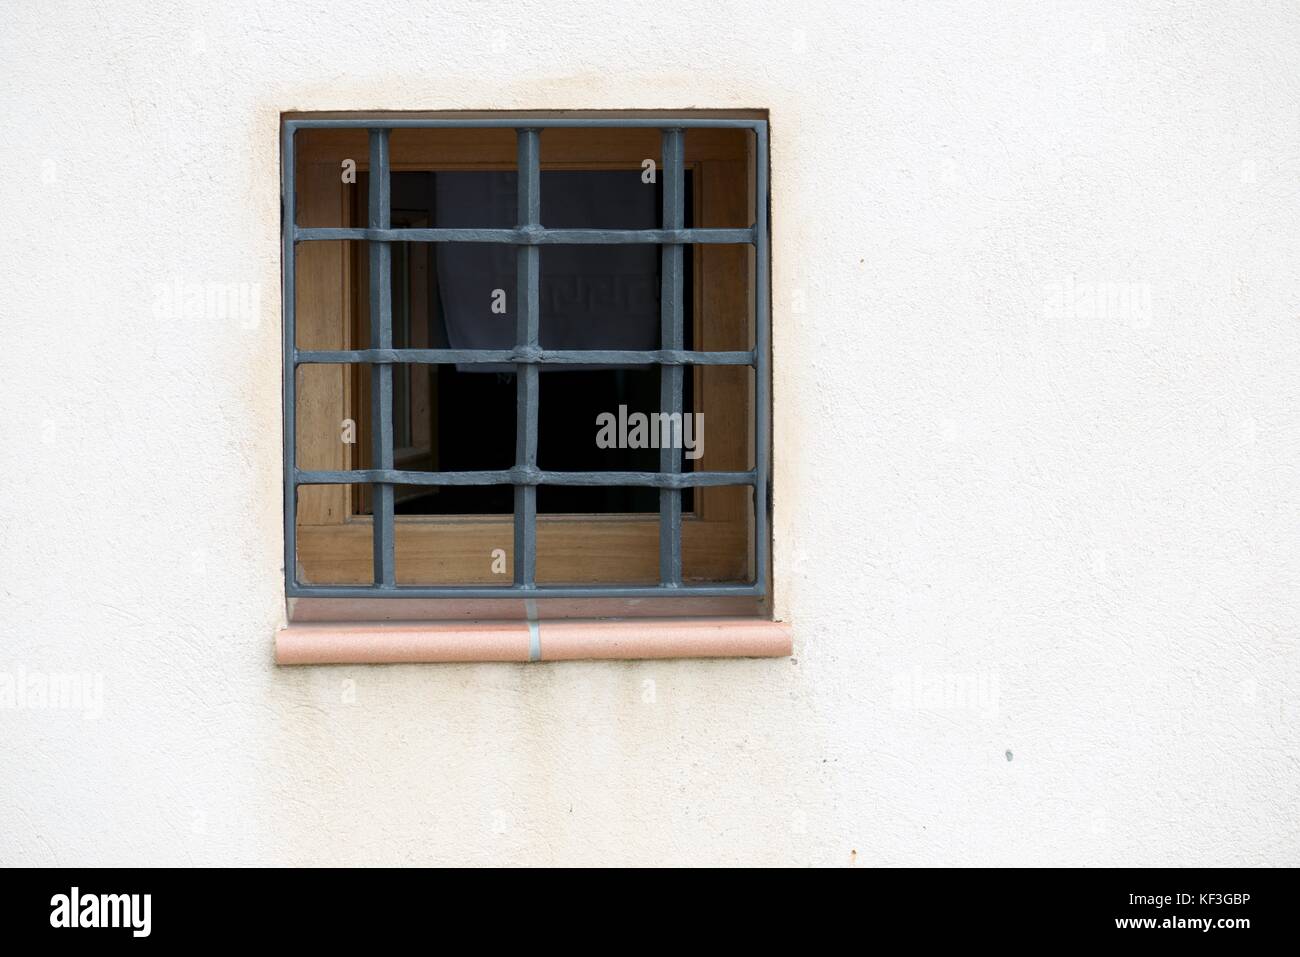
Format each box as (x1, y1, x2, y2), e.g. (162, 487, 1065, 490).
(276, 618, 793, 664)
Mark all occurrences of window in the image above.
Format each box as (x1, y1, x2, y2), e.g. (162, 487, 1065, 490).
(283, 113, 769, 614)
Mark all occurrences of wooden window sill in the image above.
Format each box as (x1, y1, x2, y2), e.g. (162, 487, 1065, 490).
(275, 618, 792, 664)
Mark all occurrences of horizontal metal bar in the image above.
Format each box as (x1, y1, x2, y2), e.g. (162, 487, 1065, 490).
(295, 348, 755, 366)
(294, 227, 754, 245)
(296, 468, 756, 488)
(286, 117, 764, 131)
(287, 582, 765, 599)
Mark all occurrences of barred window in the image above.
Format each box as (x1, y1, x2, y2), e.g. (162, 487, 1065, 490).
(283, 113, 769, 614)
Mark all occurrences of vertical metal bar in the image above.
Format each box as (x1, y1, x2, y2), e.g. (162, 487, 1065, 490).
(659, 128, 685, 585)
(514, 128, 541, 587)
(282, 123, 297, 590)
(754, 122, 770, 593)
(369, 129, 396, 587)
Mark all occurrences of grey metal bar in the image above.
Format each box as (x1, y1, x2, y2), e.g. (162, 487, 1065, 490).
(297, 469, 757, 488)
(288, 582, 764, 599)
(287, 117, 764, 130)
(296, 348, 755, 366)
(754, 123, 770, 597)
(369, 129, 396, 588)
(659, 129, 685, 586)
(296, 226, 754, 245)
(514, 128, 541, 587)
(282, 123, 297, 589)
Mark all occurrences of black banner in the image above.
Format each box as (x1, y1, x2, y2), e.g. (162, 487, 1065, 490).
(0, 867, 1289, 946)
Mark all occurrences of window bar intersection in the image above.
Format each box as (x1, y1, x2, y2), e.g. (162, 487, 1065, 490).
(283, 116, 770, 599)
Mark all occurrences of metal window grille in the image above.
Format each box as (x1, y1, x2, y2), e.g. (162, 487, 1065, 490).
(282, 116, 770, 599)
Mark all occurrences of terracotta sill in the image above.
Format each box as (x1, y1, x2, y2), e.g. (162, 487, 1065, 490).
(275, 618, 792, 664)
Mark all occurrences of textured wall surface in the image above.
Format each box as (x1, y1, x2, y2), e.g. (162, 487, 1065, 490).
(1, 0, 1296, 866)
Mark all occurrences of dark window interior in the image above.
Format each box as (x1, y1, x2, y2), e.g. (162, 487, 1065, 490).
(359, 169, 695, 516)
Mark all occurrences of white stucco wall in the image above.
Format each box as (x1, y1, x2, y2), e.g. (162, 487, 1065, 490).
(1, 0, 1296, 866)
